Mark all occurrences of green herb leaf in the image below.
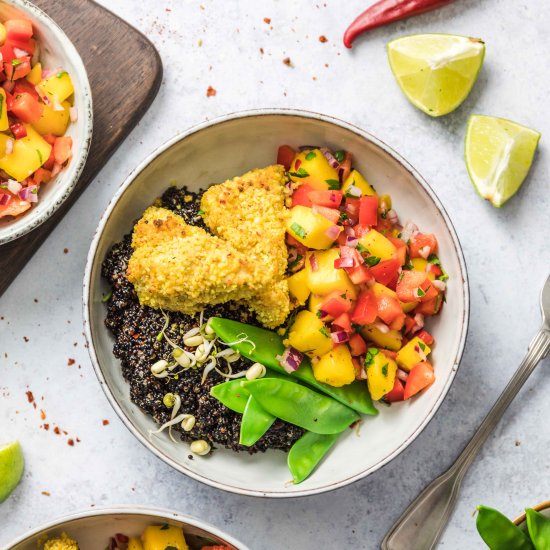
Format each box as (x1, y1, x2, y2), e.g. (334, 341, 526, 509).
(381, 363, 388, 377)
(11, 59, 22, 67)
(339, 211, 349, 222)
(197, 209, 205, 215)
(416, 287, 426, 297)
(305, 151, 316, 161)
(36, 149, 43, 164)
(438, 268, 449, 281)
(356, 243, 368, 254)
(368, 347, 379, 356)
(287, 254, 303, 271)
(326, 179, 341, 190)
(315, 310, 322, 318)
(334, 150, 345, 163)
(159, 524, 169, 531)
(290, 222, 307, 239)
(319, 326, 329, 338)
(56, 71, 68, 79)
(418, 341, 426, 351)
(289, 167, 309, 178)
(365, 256, 381, 267)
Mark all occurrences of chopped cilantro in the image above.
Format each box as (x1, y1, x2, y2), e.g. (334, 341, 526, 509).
(398, 271, 405, 283)
(197, 209, 205, 215)
(381, 363, 388, 377)
(368, 347, 379, 355)
(403, 261, 413, 270)
(165, 546, 178, 550)
(11, 59, 22, 67)
(0, 94, 3, 112)
(326, 179, 341, 190)
(351, 323, 362, 333)
(428, 254, 441, 265)
(36, 149, 43, 164)
(418, 341, 426, 351)
(56, 71, 68, 78)
(356, 243, 368, 254)
(290, 222, 307, 239)
(319, 326, 329, 338)
(339, 211, 349, 222)
(365, 256, 381, 267)
(381, 210, 387, 219)
(416, 287, 426, 297)
(316, 310, 322, 318)
(31, 187, 37, 194)
(289, 167, 309, 178)
(15, 94, 22, 99)
(305, 151, 316, 161)
(334, 150, 345, 163)
(364, 347, 379, 367)
(438, 268, 449, 281)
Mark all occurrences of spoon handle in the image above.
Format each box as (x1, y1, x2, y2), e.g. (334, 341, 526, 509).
(381, 328, 550, 550)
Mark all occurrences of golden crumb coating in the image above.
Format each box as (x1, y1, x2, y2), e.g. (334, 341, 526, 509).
(246, 279, 291, 329)
(44, 533, 79, 550)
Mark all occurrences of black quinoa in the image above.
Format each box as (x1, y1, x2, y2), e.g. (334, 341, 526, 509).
(102, 186, 304, 453)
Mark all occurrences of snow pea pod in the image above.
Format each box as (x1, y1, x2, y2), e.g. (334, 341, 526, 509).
(526, 508, 550, 550)
(288, 431, 339, 484)
(209, 379, 250, 414)
(476, 506, 534, 550)
(239, 396, 276, 447)
(209, 317, 378, 416)
(243, 378, 359, 434)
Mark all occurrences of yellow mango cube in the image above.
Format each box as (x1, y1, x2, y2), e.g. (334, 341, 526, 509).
(359, 229, 396, 261)
(32, 100, 70, 136)
(361, 324, 402, 351)
(289, 148, 340, 190)
(38, 71, 74, 103)
(411, 258, 436, 281)
(0, 89, 8, 131)
(0, 125, 51, 181)
(305, 249, 357, 299)
(287, 205, 340, 250)
(365, 348, 397, 400)
(313, 344, 356, 387)
(141, 525, 188, 550)
(342, 169, 377, 197)
(287, 269, 310, 306)
(26, 62, 42, 86)
(308, 293, 324, 315)
(371, 282, 415, 313)
(396, 336, 431, 372)
(284, 310, 333, 357)
(128, 538, 144, 550)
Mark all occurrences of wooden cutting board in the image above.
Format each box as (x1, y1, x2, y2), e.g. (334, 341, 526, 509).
(0, 0, 162, 297)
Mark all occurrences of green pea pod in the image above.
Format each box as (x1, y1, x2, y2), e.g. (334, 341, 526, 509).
(526, 508, 550, 550)
(243, 378, 359, 434)
(239, 396, 276, 447)
(476, 506, 534, 550)
(209, 317, 377, 416)
(288, 431, 339, 484)
(209, 379, 250, 414)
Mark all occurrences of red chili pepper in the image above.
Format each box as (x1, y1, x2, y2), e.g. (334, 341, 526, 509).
(343, 0, 455, 48)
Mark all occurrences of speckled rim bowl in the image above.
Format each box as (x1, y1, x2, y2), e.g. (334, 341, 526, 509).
(5, 506, 248, 549)
(0, 0, 93, 245)
(83, 109, 469, 498)
(514, 500, 550, 527)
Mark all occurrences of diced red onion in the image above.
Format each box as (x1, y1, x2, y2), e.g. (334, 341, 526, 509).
(115, 534, 129, 544)
(433, 279, 447, 291)
(344, 226, 355, 237)
(0, 193, 11, 205)
(13, 47, 29, 58)
(373, 321, 390, 334)
(276, 346, 304, 373)
(309, 253, 318, 272)
(338, 167, 345, 183)
(334, 257, 354, 269)
(5, 138, 13, 155)
(419, 245, 431, 259)
(7, 179, 21, 194)
(397, 369, 409, 382)
(400, 221, 418, 243)
(328, 191, 341, 206)
(331, 331, 349, 344)
(18, 187, 30, 201)
(325, 225, 341, 240)
(320, 147, 340, 169)
(413, 313, 425, 329)
(51, 163, 62, 177)
(346, 184, 362, 198)
(387, 209, 399, 225)
(3, 80, 14, 93)
(27, 185, 38, 203)
(69, 106, 78, 122)
(35, 85, 50, 105)
(345, 236, 359, 248)
(41, 67, 62, 79)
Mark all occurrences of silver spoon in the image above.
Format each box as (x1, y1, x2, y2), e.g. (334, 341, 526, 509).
(382, 274, 550, 550)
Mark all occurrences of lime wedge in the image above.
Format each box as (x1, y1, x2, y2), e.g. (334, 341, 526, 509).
(465, 115, 540, 207)
(387, 34, 485, 116)
(0, 440, 24, 503)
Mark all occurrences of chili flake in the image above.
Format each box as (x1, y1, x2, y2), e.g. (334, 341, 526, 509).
(102, 419, 110, 426)
(319, 35, 328, 43)
(206, 86, 217, 97)
(263, 17, 271, 24)
(67, 358, 75, 366)
(283, 57, 294, 67)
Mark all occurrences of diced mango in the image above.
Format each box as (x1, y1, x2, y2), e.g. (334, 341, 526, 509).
(32, 100, 70, 136)
(26, 62, 42, 86)
(141, 525, 189, 550)
(38, 71, 74, 103)
(313, 344, 356, 387)
(396, 336, 431, 372)
(365, 347, 398, 400)
(287, 205, 340, 250)
(359, 229, 396, 261)
(0, 125, 51, 181)
(128, 538, 144, 550)
(0, 134, 11, 157)
(289, 148, 340, 190)
(361, 324, 402, 351)
(305, 249, 357, 299)
(284, 310, 333, 357)
(411, 258, 436, 281)
(342, 169, 377, 197)
(308, 293, 325, 315)
(0, 89, 8, 131)
(287, 269, 310, 306)
(0, 23, 5, 46)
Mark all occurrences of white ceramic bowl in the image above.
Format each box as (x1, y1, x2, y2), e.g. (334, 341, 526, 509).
(0, 0, 92, 244)
(514, 500, 550, 527)
(5, 506, 248, 549)
(84, 109, 469, 498)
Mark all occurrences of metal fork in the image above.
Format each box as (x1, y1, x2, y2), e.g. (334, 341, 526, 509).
(382, 274, 550, 550)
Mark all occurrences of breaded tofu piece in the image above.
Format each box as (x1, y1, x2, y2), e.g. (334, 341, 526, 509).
(201, 165, 290, 325)
(44, 533, 80, 550)
(127, 207, 268, 313)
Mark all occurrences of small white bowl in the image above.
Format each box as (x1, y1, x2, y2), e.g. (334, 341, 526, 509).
(0, 0, 92, 245)
(514, 500, 550, 527)
(5, 506, 248, 549)
(84, 109, 469, 498)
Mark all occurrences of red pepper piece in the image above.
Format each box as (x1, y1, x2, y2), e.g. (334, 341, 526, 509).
(343, 0, 455, 48)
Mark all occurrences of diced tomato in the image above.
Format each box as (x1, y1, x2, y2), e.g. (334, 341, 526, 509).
(417, 330, 434, 346)
(10, 92, 43, 123)
(389, 315, 405, 331)
(10, 121, 26, 139)
(380, 349, 398, 360)
(346, 264, 373, 285)
(396, 270, 437, 303)
(5, 19, 33, 41)
(313, 204, 340, 224)
(414, 295, 443, 316)
(404, 361, 435, 400)
(4, 90, 14, 110)
(4, 57, 31, 80)
(332, 312, 352, 333)
(348, 333, 367, 356)
(358, 195, 378, 226)
(322, 291, 353, 318)
(428, 264, 443, 278)
(308, 190, 343, 208)
(370, 258, 400, 286)
(350, 289, 377, 325)
(409, 233, 438, 259)
(33, 168, 52, 186)
(41, 133, 57, 145)
(42, 147, 56, 170)
(339, 151, 352, 182)
(345, 197, 360, 217)
(353, 224, 370, 239)
(277, 144, 296, 170)
(384, 378, 405, 402)
(6, 37, 36, 55)
(387, 236, 407, 266)
(0, 44, 15, 63)
(53, 136, 72, 165)
(374, 217, 393, 235)
(376, 294, 403, 325)
(13, 79, 39, 100)
(291, 184, 314, 208)
(404, 315, 417, 335)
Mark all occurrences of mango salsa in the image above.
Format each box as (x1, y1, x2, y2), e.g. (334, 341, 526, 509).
(141, 525, 189, 550)
(396, 336, 431, 372)
(305, 249, 357, 299)
(289, 148, 340, 190)
(287, 205, 341, 249)
(361, 324, 403, 351)
(0, 89, 8, 131)
(358, 229, 396, 261)
(313, 345, 356, 387)
(37, 70, 74, 103)
(128, 538, 144, 550)
(342, 169, 377, 197)
(287, 268, 310, 306)
(284, 310, 333, 357)
(32, 100, 71, 136)
(365, 348, 398, 400)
